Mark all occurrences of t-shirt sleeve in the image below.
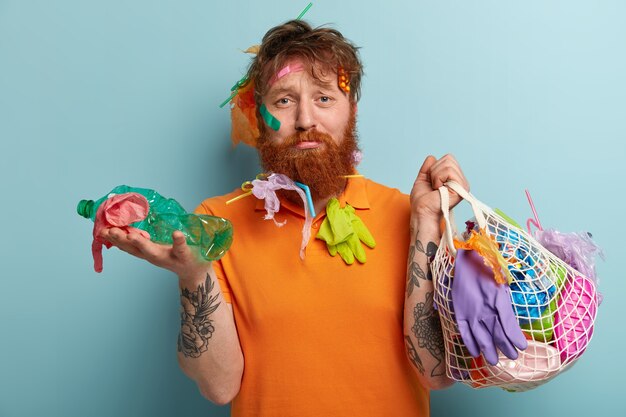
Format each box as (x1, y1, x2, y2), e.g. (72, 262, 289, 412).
(194, 200, 233, 304)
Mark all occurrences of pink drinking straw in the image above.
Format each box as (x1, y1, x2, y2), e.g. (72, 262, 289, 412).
(525, 189, 543, 235)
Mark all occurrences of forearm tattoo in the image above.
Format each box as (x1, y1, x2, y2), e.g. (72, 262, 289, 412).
(406, 234, 445, 376)
(406, 235, 438, 295)
(411, 292, 445, 377)
(404, 336, 424, 374)
(177, 273, 221, 358)
(406, 245, 424, 296)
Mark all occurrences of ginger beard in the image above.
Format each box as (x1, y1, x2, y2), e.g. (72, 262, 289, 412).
(257, 109, 359, 203)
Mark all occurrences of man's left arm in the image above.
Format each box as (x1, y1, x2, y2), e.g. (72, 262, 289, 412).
(403, 217, 454, 389)
(403, 154, 469, 389)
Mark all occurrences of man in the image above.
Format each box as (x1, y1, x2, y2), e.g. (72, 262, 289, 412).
(101, 20, 470, 416)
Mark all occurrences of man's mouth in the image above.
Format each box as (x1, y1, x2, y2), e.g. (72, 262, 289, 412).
(294, 141, 322, 150)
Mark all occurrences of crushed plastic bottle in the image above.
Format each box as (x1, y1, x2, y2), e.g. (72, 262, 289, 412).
(77, 185, 233, 262)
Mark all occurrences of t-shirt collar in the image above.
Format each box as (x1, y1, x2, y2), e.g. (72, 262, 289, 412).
(254, 175, 371, 217)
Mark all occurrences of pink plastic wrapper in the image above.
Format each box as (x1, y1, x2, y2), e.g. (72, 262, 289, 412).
(92, 192, 151, 273)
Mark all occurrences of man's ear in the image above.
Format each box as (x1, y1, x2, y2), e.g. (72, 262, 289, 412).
(352, 102, 358, 115)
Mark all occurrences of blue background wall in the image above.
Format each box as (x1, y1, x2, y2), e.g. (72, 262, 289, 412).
(1, 1, 624, 416)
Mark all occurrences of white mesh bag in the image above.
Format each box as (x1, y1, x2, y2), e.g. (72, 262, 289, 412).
(431, 181, 599, 392)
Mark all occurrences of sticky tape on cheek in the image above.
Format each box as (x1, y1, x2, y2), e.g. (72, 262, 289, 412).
(259, 104, 281, 131)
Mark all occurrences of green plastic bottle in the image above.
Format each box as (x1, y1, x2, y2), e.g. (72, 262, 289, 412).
(77, 185, 233, 261)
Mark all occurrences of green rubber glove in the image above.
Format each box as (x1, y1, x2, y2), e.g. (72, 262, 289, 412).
(316, 198, 376, 264)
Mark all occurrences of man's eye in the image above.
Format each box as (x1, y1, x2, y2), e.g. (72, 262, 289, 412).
(319, 96, 331, 103)
(276, 98, 291, 105)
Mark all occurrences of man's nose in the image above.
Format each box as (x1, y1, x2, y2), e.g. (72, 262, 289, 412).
(294, 102, 316, 131)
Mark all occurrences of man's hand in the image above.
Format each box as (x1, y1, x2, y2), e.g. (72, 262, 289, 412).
(410, 154, 470, 223)
(99, 228, 210, 281)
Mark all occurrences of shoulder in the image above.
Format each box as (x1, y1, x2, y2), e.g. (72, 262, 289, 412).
(194, 188, 256, 218)
(358, 178, 411, 251)
(355, 177, 411, 230)
(363, 178, 409, 208)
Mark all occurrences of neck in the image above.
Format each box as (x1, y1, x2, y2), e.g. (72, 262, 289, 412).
(312, 179, 348, 216)
(313, 195, 333, 218)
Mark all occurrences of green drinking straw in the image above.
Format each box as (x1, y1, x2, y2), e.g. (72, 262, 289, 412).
(296, 2, 313, 20)
(219, 2, 314, 108)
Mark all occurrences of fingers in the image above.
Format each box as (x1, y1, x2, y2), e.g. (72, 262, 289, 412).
(101, 227, 147, 259)
(414, 154, 469, 191)
(417, 155, 438, 179)
(171, 231, 193, 261)
(351, 217, 376, 248)
(461, 316, 527, 366)
(430, 154, 469, 189)
(335, 241, 355, 264)
(97, 227, 208, 278)
(101, 227, 170, 266)
(457, 320, 480, 358)
(468, 319, 499, 366)
(126, 231, 165, 261)
(427, 154, 469, 208)
(346, 234, 366, 263)
(495, 293, 529, 351)
(482, 316, 518, 361)
(327, 242, 338, 257)
(411, 155, 438, 200)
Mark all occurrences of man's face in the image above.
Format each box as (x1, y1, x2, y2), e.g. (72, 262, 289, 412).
(261, 59, 353, 147)
(257, 59, 359, 201)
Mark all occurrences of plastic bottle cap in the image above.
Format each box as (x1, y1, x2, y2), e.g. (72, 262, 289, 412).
(77, 199, 94, 219)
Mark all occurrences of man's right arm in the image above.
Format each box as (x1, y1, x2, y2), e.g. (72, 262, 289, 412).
(100, 228, 244, 405)
(176, 265, 243, 405)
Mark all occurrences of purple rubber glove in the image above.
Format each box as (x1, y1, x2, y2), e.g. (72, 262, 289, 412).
(452, 249, 528, 365)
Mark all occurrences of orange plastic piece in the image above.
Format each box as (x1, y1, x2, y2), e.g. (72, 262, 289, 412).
(454, 228, 512, 285)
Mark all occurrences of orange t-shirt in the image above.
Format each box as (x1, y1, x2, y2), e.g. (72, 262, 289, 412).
(195, 177, 429, 417)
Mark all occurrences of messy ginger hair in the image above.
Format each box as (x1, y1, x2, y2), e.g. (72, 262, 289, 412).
(246, 20, 363, 104)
